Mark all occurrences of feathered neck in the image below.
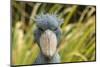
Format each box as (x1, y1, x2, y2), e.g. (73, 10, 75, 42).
(34, 51, 60, 64)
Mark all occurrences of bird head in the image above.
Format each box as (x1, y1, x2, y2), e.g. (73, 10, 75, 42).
(34, 13, 63, 59)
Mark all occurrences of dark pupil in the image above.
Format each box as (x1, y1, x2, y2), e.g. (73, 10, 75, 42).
(54, 27, 57, 31)
(39, 28, 44, 31)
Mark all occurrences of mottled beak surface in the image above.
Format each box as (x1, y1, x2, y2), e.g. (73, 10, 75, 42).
(39, 29, 57, 59)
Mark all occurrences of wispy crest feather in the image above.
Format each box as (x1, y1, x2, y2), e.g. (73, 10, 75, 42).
(34, 13, 63, 26)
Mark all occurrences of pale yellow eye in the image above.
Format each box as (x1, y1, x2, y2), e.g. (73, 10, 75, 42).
(39, 30, 57, 58)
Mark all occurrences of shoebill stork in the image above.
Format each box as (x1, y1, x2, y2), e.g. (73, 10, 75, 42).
(34, 13, 63, 64)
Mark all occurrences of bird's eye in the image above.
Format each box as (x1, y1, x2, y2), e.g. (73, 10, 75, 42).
(39, 28, 44, 31)
(54, 28, 57, 31)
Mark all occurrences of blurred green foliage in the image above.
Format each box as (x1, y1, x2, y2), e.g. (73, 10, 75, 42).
(11, 1, 96, 65)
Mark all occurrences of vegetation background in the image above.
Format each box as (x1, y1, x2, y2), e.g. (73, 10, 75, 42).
(11, 0, 96, 65)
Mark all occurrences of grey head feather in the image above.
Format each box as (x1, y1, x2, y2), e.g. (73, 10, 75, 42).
(34, 13, 63, 30)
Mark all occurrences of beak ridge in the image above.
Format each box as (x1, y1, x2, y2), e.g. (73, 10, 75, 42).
(39, 29, 57, 58)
